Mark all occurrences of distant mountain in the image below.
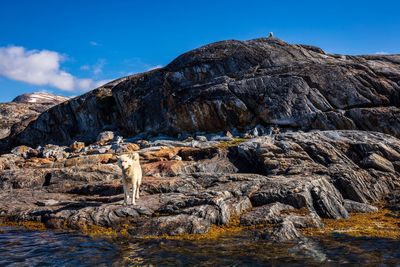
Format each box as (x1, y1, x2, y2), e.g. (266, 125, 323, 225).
(12, 92, 69, 105)
(6, 37, 400, 147)
(0, 92, 69, 140)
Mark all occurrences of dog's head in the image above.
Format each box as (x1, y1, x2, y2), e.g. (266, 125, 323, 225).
(117, 153, 139, 170)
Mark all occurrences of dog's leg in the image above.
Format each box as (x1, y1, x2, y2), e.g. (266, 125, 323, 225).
(131, 183, 136, 205)
(122, 180, 128, 205)
(136, 180, 140, 199)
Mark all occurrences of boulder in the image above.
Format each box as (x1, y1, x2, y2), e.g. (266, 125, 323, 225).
(41, 144, 68, 159)
(343, 199, 379, 213)
(240, 202, 294, 226)
(96, 131, 115, 145)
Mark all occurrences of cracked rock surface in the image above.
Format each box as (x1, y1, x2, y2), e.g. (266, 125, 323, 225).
(1, 130, 399, 240)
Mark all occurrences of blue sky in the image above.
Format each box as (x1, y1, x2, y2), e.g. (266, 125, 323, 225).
(0, 0, 399, 102)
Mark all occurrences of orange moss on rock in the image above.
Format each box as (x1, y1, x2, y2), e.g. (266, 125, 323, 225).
(216, 138, 247, 148)
(303, 209, 400, 239)
(81, 224, 130, 237)
(141, 216, 269, 241)
(0, 220, 47, 231)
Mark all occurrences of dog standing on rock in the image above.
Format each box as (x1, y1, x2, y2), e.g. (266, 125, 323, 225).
(117, 152, 142, 205)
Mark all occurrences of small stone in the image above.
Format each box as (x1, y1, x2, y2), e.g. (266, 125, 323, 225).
(96, 131, 115, 144)
(261, 220, 303, 242)
(70, 141, 85, 152)
(114, 136, 124, 144)
(225, 131, 233, 138)
(11, 145, 32, 158)
(111, 143, 140, 153)
(136, 140, 150, 148)
(196, 136, 208, 142)
(36, 199, 60, 206)
(41, 144, 68, 159)
(183, 136, 194, 142)
(172, 155, 182, 161)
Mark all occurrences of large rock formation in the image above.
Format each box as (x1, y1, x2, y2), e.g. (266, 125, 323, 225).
(0, 92, 68, 140)
(7, 38, 400, 148)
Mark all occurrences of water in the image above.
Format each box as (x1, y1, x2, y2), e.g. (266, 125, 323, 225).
(1, 226, 399, 266)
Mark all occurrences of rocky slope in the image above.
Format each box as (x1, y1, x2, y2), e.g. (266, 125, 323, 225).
(5, 37, 400, 148)
(0, 38, 399, 243)
(0, 130, 399, 241)
(0, 92, 69, 140)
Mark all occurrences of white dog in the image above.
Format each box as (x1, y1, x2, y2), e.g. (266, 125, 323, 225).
(117, 152, 142, 205)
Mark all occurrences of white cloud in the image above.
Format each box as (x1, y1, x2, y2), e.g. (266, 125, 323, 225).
(0, 45, 107, 93)
(375, 51, 388, 55)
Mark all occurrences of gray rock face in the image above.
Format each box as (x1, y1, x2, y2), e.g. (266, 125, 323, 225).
(5, 38, 400, 148)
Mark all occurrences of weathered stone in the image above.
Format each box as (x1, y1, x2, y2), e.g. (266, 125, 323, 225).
(41, 144, 68, 159)
(111, 142, 140, 153)
(35, 199, 60, 206)
(343, 199, 379, 213)
(70, 141, 85, 152)
(64, 154, 114, 167)
(96, 131, 115, 144)
(240, 202, 294, 226)
(129, 214, 211, 236)
(261, 220, 303, 242)
(195, 136, 208, 142)
(11, 145, 32, 158)
(361, 153, 395, 173)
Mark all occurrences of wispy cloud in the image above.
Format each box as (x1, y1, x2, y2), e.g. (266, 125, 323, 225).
(375, 51, 388, 55)
(80, 65, 90, 71)
(90, 41, 101, 47)
(0, 45, 107, 92)
(92, 59, 106, 75)
(80, 59, 106, 76)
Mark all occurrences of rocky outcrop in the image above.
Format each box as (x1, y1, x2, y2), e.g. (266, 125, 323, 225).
(0, 38, 399, 242)
(1, 130, 399, 240)
(5, 38, 400, 148)
(0, 92, 68, 140)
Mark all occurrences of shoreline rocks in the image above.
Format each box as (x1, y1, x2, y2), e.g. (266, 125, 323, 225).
(0, 130, 399, 241)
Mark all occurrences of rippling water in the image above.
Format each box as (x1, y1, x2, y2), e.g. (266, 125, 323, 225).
(1, 226, 399, 266)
